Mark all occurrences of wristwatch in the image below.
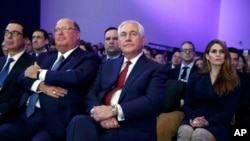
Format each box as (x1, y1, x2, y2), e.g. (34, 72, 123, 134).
(110, 105, 117, 116)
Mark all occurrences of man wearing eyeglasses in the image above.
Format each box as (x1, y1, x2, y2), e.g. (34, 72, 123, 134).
(167, 41, 198, 82)
(0, 18, 100, 141)
(0, 20, 35, 124)
(157, 41, 199, 141)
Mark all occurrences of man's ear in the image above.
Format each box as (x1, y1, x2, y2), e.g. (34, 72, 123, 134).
(23, 37, 29, 45)
(45, 39, 49, 44)
(142, 36, 146, 45)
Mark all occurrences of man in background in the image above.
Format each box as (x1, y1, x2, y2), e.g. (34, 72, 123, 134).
(157, 41, 199, 141)
(31, 29, 49, 57)
(103, 27, 122, 61)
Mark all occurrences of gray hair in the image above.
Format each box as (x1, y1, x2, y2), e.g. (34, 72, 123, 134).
(118, 20, 145, 37)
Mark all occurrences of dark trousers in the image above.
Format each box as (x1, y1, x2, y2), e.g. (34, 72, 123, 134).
(0, 107, 53, 141)
(67, 115, 121, 141)
(66, 115, 157, 141)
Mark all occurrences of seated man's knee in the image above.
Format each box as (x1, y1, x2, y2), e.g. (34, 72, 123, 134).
(68, 115, 93, 127)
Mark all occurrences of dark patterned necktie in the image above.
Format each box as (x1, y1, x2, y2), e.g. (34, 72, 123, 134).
(181, 66, 189, 80)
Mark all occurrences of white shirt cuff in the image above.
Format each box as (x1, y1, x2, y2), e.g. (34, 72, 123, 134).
(116, 104, 125, 121)
(39, 69, 47, 81)
(31, 80, 43, 92)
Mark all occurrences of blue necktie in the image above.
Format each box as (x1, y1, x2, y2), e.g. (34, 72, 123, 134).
(0, 58, 14, 86)
(51, 55, 65, 70)
(26, 92, 39, 117)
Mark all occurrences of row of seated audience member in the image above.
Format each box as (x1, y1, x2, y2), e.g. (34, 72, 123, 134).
(0, 18, 250, 141)
(2, 31, 250, 74)
(157, 41, 250, 141)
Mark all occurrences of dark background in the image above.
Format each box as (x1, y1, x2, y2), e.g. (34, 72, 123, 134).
(0, 0, 40, 41)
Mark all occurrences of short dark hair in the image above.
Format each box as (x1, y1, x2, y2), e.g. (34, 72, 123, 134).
(104, 27, 117, 36)
(8, 20, 29, 38)
(180, 41, 195, 51)
(33, 29, 49, 40)
(228, 47, 239, 55)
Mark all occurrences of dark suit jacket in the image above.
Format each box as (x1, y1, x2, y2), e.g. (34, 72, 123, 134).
(181, 73, 240, 141)
(84, 54, 167, 141)
(235, 72, 250, 126)
(167, 64, 199, 81)
(0, 52, 35, 124)
(101, 53, 123, 62)
(165, 63, 173, 72)
(162, 64, 199, 112)
(19, 47, 101, 140)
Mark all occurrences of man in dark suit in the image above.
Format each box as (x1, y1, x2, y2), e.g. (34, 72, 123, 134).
(102, 27, 122, 61)
(157, 41, 199, 141)
(0, 20, 35, 124)
(165, 51, 181, 72)
(228, 47, 250, 127)
(66, 20, 167, 141)
(0, 18, 100, 141)
(167, 41, 199, 82)
(31, 29, 50, 57)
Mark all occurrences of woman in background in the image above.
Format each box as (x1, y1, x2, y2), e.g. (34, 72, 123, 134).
(237, 54, 249, 73)
(194, 57, 203, 70)
(177, 39, 240, 141)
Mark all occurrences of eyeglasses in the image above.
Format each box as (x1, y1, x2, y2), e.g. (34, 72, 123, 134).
(53, 27, 78, 34)
(3, 30, 23, 37)
(181, 48, 194, 53)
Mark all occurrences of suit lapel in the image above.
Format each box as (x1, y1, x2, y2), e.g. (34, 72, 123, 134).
(190, 65, 199, 74)
(3, 53, 32, 87)
(0, 57, 7, 70)
(39, 52, 57, 70)
(57, 47, 81, 70)
(39, 47, 81, 70)
(110, 57, 124, 84)
(101, 57, 123, 98)
(118, 54, 148, 101)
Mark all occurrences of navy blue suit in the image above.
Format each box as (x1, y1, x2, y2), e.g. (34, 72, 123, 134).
(0, 52, 35, 124)
(181, 72, 240, 141)
(0, 47, 100, 141)
(67, 54, 167, 141)
(235, 72, 250, 126)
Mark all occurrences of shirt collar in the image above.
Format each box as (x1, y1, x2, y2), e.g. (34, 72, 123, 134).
(123, 52, 143, 65)
(181, 61, 194, 69)
(7, 50, 25, 61)
(106, 53, 121, 60)
(57, 46, 78, 59)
